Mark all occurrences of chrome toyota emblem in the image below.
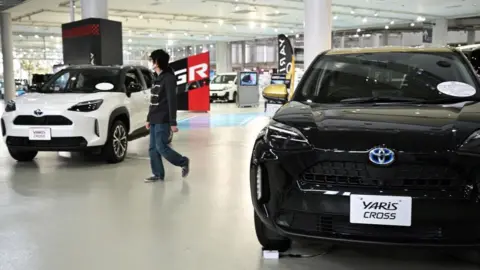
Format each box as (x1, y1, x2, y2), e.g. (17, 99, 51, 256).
(369, 147, 395, 166)
(33, 109, 43, 116)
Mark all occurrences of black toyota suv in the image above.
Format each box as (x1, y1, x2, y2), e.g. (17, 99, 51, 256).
(251, 47, 480, 255)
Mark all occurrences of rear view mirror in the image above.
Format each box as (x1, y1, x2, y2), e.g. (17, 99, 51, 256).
(262, 84, 288, 102)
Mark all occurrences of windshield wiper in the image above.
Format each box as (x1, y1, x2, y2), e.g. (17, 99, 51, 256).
(340, 97, 425, 104)
(419, 97, 480, 104)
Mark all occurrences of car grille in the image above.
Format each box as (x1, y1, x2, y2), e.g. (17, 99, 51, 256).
(300, 161, 464, 191)
(6, 136, 87, 149)
(277, 211, 480, 243)
(13, 115, 73, 126)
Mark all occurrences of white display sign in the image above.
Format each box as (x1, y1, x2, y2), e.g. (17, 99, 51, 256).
(350, 194, 412, 227)
(437, 81, 476, 97)
(29, 128, 51, 141)
(95, 82, 114, 91)
(265, 103, 282, 117)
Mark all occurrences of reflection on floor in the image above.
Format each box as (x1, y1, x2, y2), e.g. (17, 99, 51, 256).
(0, 103, 476, 269)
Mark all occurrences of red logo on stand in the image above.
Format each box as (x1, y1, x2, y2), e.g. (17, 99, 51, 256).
(62, 24, 100, 38)
(187, 52, 210, 112)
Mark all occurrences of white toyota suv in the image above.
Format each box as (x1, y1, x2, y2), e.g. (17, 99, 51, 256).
(1, 65, 159, 163)
(209, 72, 237, 102)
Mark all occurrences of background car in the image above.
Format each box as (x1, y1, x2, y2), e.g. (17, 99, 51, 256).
(252, 46, 480, 262)
(209, 72, 237, 103)
(1, 65, 162, 163)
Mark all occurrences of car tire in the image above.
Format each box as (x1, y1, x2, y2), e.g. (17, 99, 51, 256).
(254, 211, 291, 252)
(8, 148, 37, 162)
(102, 120, 128, 163)
(230, 92, 237, 103)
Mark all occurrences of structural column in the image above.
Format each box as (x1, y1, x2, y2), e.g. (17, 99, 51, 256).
(432, 18, 448, 46)
(304, 0, 332, 68)
(382, 31, 389, 46)
(215, 42, 232, 73)
(0, 12, 15, 102)
(467, 29, 476, 45)
(339, 36, 345, 48)
(81, 0, 108, 19)
(241, 41, 246, 70)
(372, 34, 381, 47)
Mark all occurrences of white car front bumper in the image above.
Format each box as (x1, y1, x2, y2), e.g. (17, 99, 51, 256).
(1, 109, 110, 151)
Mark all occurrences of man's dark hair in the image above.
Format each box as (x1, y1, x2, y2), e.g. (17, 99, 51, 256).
(150, 49, 170, 71)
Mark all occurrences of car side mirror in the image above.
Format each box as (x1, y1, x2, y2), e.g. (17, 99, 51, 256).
(262, 84, 288, 102)
(127, 83, 142, 93)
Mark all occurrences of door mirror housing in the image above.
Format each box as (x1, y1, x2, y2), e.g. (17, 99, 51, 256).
(127, 83, 142, 93)
(262, 84, 288, 102)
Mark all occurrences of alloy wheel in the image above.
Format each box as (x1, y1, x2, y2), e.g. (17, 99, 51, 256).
(112, 125, 127, 158)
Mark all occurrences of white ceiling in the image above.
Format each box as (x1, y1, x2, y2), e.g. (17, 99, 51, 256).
(4, 0, 480, 51)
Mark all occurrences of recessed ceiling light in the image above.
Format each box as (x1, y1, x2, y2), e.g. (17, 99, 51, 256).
(416, 16, 425, 22)
(204, 23, 208, 28)
(362, 17, 367, 23)
(385, 25, 389, 29)
(390, 20, 394, 24)
(233, 25, 237, 30)
(350, 10, 355, 14)
(410, 22, 415, 27)
(234, 5, 240, 11)
(128, 39, 132, 43)
(333, 15, 338, 20)
(357, 28, 361, 32)
(275, 9, 280, 14)
(274, 28, 278, 32)
(210, 44, 214, 48)
(374, 12, 378, 16)
(249, 21, 255, 29)
(138, 14, 143, 19)
(184, 32, 188, 36)
(218, 19, 224, 25)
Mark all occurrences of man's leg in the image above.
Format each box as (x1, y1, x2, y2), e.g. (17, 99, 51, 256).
(154, 124, 190, 178)
(146, 124, 165, 182)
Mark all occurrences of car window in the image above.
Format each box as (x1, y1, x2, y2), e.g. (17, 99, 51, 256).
(295, 51, 479, 103)
(124, 70, 140, 88)
(141, 69, 153, 88)
(212, 74, 236, 84)
(40, 69, 120, 93)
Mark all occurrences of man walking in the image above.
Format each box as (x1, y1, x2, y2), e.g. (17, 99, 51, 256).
(145, 49, 190, 182)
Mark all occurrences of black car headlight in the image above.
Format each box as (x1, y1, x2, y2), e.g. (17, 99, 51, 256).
(4, 100, 16, 112)
(68, 99, 103, 112)
(459, 130, 480, 152)
(264, 120, 311, 150)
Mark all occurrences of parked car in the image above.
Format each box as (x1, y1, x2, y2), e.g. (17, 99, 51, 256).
(209, 72, 237, 102)
(252, 46, 480, 262)
(1, 65, 171, 163)
(459, 44, 480, 75)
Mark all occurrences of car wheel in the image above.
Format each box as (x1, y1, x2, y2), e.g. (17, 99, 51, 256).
(103, 120, 128, 163)
(231, 92, 237, 103)
(8, 148, 37, 162)
(254, 211, 291, 252)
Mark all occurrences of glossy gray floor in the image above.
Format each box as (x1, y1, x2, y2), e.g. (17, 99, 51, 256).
(0, 103, 476, 270)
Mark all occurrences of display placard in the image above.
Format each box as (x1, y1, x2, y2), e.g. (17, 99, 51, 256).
(239, 72, 258, 86)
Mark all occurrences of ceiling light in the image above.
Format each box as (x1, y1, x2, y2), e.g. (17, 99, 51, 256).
(218, 19, 224, 25)
(18, 34, 23, 38)
(362, 17, 367, 23)
(204, 23, 208, 28)
(183, 32, 188, 36)
(416, 16, 426, 22)
(410, 22, 415, 27)
(350, 10, 355, 14)
(390, 20, 394, 24)
(295, 34, 300, 38)
(385, 25, 389, 29)
(210, 44, 214, 48)
(50, 35, 54, 39)
(249, 21, 255, 29)
(374, 12, 378, 16)
(206, 36, 210, 40)
(209, 34, 212, 37)
(199, 45, 203, 49)
(357, 28, 361, 32)
(128, 39, 132, 43)
(290, 29, 294, 33)
(274, 28, 278, 32)
(333, 15, 338, 20)
(275, 9, 280, 14)
(234, 5, 240, 11)
(167, 40, 173, 46)
(34, 35, 39, 38)
(149, 33, 153, 37)
(233, 25, 237, 30)
(138, 14, 143, 19)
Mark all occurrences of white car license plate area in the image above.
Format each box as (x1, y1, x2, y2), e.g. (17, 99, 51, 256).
(350, 194, 412, 227)
(28, 128, 51, 141)
(265, 103, 282, 117)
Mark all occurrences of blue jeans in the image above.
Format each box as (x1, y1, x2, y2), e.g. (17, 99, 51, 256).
(149, 123, 187, 178)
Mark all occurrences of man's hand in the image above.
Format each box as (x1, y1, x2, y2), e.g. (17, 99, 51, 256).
(145, 122, 150, 130)
(171, 126, 179, 133)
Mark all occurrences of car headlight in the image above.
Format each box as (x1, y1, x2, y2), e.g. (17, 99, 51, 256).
(68, 99, 103, 112)
(4, 100, 16, 112)
(264, 120, 311, 150)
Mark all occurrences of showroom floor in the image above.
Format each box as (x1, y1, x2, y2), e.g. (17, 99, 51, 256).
(0, 103, 477, 270)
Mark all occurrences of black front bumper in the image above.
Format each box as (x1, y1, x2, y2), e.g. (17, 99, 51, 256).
(6, 136, 89, 151)
(251, 141, 480, 247)
(210, 92, 229, 100)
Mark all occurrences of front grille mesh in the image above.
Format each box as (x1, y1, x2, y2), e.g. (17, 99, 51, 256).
(300, 161, 464, 190)
(13, 115, 73, 126)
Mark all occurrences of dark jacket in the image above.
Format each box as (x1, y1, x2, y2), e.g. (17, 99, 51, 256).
(147, 67, 178, 126)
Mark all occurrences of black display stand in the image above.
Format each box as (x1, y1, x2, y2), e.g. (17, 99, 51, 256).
(62, 18, 123, 66)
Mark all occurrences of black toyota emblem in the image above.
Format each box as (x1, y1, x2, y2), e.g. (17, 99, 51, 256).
(34, 109, 43, 116)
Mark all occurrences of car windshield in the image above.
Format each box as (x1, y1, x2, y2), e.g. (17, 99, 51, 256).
(212, 74, 235, 84)
(39, 69, 120, 93)
(293, 51, 480, 104)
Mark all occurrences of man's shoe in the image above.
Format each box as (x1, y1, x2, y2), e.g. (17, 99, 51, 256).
(144, 176, 163, 183)
(181, 157, 190, 178)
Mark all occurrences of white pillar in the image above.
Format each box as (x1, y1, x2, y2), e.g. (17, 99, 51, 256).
(372, 34, 381, 47)
(0, 12, 15, 102)
(241, 41, 246, 69)
(359, 36, 364, 47)
(69, 0, 75, 21)
(304, 0, 332, 68)
(382, 31, 389, 46)
(467, 29, 476, 45)
(81, 0, 107, 19)
(432, 19, 448, 46)
(340, 36, 345, 48)
(215, 42, 232, 73)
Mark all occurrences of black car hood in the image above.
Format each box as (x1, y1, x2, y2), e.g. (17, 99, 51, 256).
(273, 101, 480, 152)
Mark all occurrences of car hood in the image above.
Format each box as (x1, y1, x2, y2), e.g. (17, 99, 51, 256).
(273, 101, 480, 152)
(14, 92, 109, 111)
(210, 83, 232, 91)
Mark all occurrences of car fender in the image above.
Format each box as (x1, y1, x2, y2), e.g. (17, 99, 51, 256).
(108, 106, 130, 134)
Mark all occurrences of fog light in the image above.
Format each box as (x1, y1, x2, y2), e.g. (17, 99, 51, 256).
(256, 166, 262, 200)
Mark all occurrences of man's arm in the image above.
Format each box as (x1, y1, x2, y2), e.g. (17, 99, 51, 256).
(165, 74, 178, 126)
